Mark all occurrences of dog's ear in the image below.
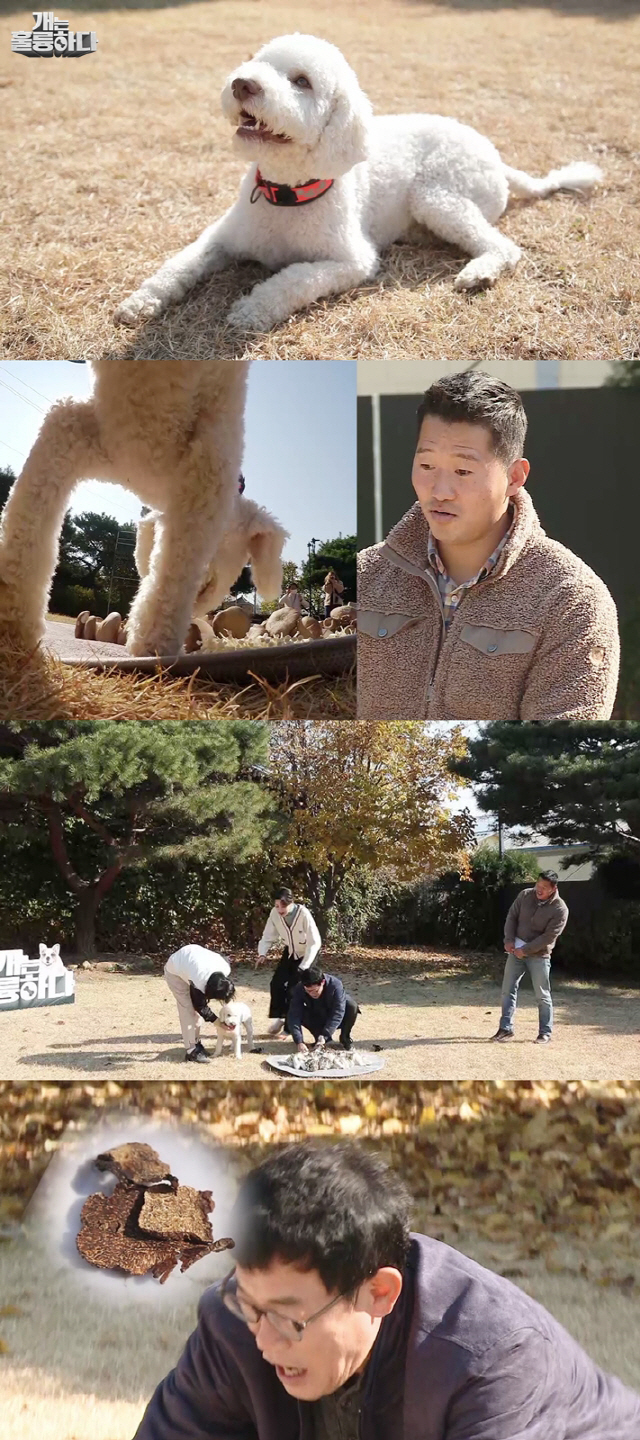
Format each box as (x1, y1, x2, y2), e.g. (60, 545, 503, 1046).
(247, 516, 289, 600)
(312, 70, 373, 177)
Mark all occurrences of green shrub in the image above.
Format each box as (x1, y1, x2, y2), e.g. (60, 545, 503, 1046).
(554, 901, 640, 979)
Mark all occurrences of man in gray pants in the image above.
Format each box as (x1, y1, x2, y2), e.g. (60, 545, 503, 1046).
(493, 870, 569, 1045)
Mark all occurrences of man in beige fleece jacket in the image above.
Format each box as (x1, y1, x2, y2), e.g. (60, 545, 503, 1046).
(357, 372, 620, 720)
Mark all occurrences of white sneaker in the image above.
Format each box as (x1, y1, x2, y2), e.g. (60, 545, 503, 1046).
(268, 1019, 285, 1036)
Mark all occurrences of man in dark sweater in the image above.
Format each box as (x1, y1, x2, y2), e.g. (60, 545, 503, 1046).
(287, 966, 361, 1053)
(493, 870, 569, 1045)
(133, 1140, 640, 1440)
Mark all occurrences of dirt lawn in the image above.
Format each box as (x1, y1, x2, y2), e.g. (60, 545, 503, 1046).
(2, 1, 639, 361)
(1, 954, 638, 1080)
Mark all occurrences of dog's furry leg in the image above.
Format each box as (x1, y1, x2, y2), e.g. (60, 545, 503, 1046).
(244, 1017, 254, 1052)
(115, 212, 237, 326)
(227, 253, 378, 332)
(410, 188, 521, 290)
(134, 511, 159, 581)
(0, 400, 106, 649)
(194, 497, 288, 614)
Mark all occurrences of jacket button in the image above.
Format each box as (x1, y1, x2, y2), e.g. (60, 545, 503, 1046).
(378, 627, 388, 637)
(487, 643, 498, 653)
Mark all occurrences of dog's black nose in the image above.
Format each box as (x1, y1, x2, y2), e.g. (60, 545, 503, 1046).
(232, 77, 263, 102)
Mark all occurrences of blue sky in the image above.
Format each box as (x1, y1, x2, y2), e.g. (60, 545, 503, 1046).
(0, 361, 356, 567)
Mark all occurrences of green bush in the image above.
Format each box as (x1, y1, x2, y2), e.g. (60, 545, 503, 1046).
(49, 583, 98, 618)
(554, 901, 640, 979)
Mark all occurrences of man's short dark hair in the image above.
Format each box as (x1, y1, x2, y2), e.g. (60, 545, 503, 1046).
(275, 887, 294, 903)
(538, 870, 559, 886)
(302, 966, 324, 987)
(231, 1140, 412, 1295)
(205, 971, 233, 1000)
(416, 370, 527, 465)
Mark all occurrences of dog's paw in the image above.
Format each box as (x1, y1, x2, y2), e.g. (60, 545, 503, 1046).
(226, 294, 277, 333)
(453, 259, 500, 292)
(114, 291, 164, 326)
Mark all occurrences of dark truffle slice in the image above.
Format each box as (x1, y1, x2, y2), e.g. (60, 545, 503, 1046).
(138, 1186, 214, 1245)
(94, 1142, 176, 1188)
(76, 1182, 181, 1279)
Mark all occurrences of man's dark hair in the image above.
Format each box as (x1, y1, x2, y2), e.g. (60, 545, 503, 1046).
(205, 971, 233, 1000)
(231, 1140, 412, 1294)
(416, 370, 527, 465)
(302, 965, 324, 988)
(275, 887, 294, 903)
(538, 870, 559, 886)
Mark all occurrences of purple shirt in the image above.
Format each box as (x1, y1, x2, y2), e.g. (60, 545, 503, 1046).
(133, 1233, 639, 1440)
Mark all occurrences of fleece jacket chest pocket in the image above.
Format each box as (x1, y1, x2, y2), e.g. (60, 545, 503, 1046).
(357, 611, 422, 640)
(459, 624, 538, 657)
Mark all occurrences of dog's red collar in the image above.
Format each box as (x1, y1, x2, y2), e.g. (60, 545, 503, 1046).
(250, 170, 335, 207)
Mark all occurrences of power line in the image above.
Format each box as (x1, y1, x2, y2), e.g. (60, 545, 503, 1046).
(0, 376, 48, 415)
(0, 365, 53, 406)
(0, 439, 27, 461)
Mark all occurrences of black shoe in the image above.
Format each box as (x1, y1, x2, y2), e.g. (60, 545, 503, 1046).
(535, 1034, 551, 1044)
(490, 1029, 514, 1042)
(340, 1038, 354, 1052)
(194, 1040, 208, 1055)
(185, 1046, 209, 1063)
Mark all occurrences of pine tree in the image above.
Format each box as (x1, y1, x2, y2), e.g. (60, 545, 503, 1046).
(0, 722, 279, 956)
(449, 722, 640, 857)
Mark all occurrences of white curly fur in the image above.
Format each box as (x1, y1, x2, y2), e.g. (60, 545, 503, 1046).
(214, 999, 254, 1059)
(115, 32, 602, 333)
(0, 360, 288, 658)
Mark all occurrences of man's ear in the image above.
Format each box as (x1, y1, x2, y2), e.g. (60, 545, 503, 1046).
(507, 457, 530, 494)
(362, 1267, 403, 1319)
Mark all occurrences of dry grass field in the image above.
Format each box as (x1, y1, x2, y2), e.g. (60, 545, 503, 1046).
(2, 0, 639, 361)
(0, 633, 356, 719)
(1, 950, 638, 1081)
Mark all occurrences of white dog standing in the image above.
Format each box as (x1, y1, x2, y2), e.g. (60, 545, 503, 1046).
(0, 361, 287, 657)
(214, 987, 255, 1060)
(115, 32, 602, 334)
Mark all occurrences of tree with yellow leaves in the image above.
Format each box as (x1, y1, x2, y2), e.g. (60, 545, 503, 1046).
(268, 722, 475, 929)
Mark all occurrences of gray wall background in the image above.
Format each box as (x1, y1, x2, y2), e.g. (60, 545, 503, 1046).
(358, 387, 640, 626)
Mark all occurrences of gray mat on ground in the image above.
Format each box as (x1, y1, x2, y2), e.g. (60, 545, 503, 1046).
(43, 622, 356, 681)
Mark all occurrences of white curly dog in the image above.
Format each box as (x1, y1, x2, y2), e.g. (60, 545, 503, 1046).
(0, 361, 288, 657)
(213, 997, 255, 1060)
(115, 32, 602, 333)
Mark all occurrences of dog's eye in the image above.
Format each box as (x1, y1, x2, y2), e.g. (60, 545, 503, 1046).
(291, 74, 312, 89)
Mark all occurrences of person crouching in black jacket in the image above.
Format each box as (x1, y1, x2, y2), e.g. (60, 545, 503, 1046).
(287, 966, 361, 1054)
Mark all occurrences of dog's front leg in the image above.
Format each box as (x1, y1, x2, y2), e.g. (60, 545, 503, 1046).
(244, 1017, 255, 1051)
(214, 1029, 224, 1058)
(233, 1032, 242, 1060)
(115, 210, 237, 326)
(227, 249, 378, 332)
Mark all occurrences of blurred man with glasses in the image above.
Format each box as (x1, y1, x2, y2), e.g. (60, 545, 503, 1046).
(134, 1139, 639, 1440)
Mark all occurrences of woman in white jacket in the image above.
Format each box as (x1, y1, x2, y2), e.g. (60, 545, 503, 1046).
(164, 943, 231, 1063)
(256, 888, 321, 1037)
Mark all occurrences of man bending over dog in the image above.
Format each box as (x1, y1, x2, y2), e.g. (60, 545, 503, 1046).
(163, 943, 232, 1064)
(287, 965, 361, 1054)
(358, 371, 619, 721)
(133, 1139, 640, 1439)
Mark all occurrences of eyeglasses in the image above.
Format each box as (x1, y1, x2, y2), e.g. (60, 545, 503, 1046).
(220, 1270, 351, 1343)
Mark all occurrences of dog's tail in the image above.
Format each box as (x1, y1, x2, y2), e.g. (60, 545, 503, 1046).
(503, 161, 603, 200)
